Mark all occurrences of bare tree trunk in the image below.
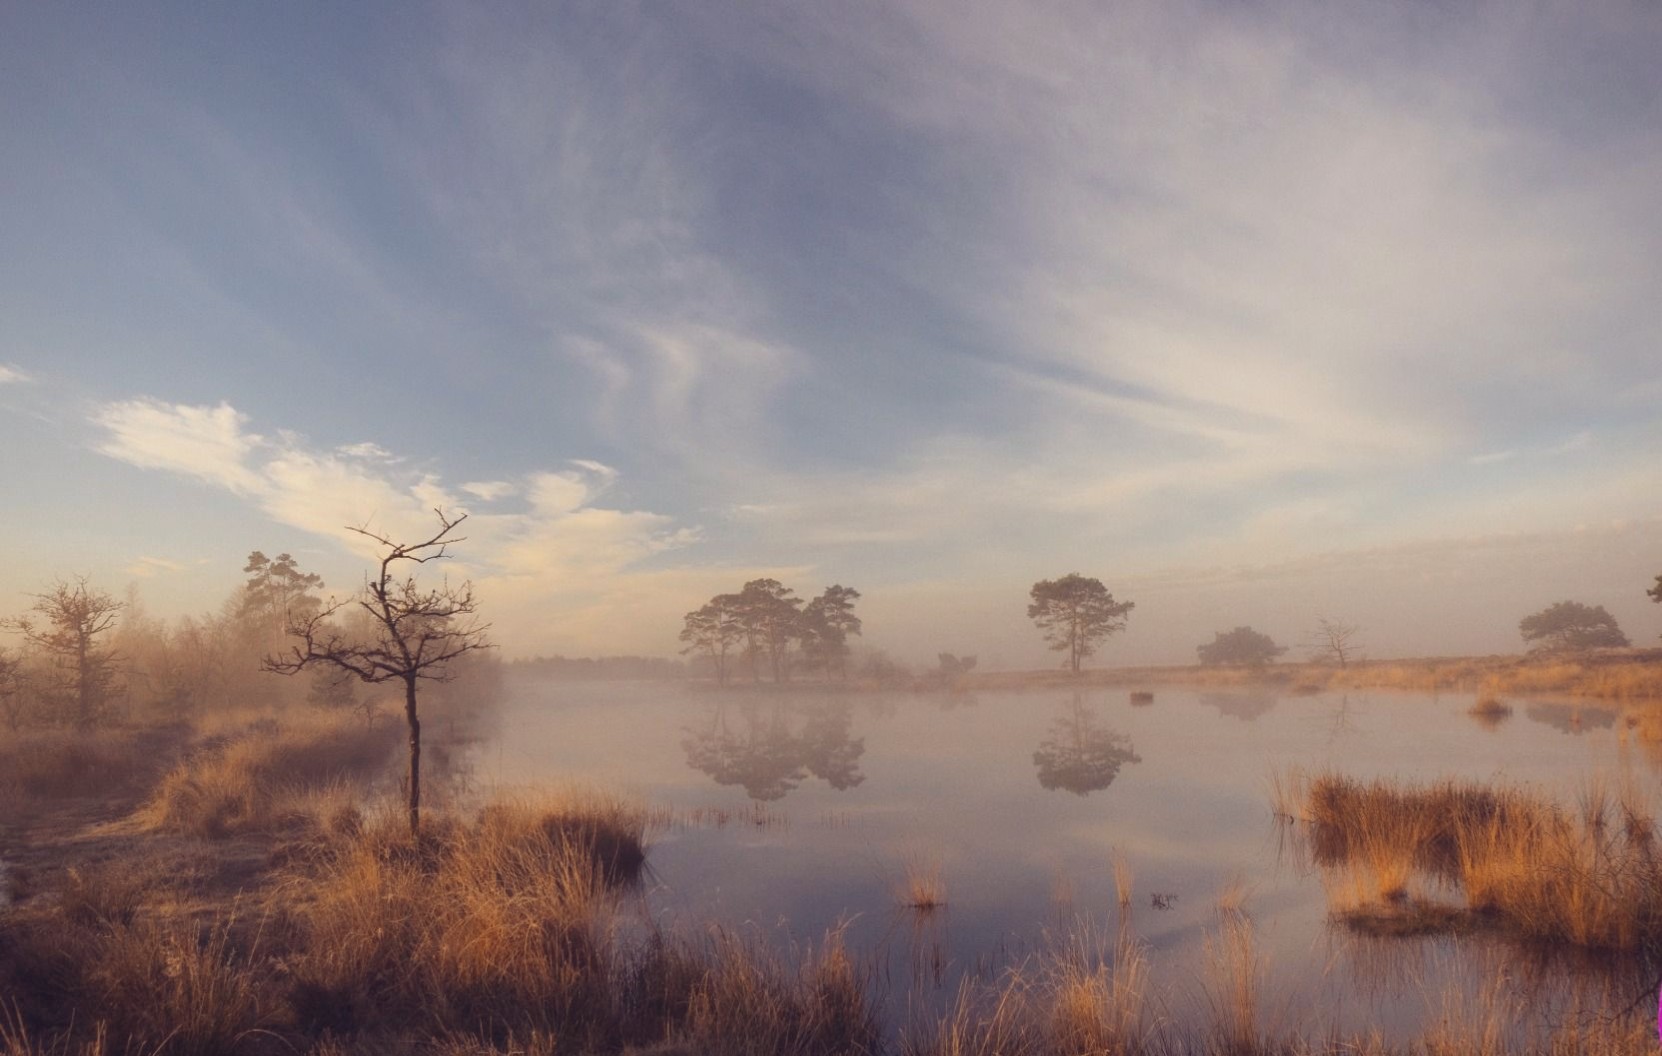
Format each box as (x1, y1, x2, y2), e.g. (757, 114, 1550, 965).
(405, 675, 421, 835)
(76, 634, 90, 726)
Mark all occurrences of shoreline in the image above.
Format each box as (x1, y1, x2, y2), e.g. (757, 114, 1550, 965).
(650, 648, 1662, 702)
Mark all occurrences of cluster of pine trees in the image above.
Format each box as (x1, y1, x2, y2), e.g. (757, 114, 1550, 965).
(678, 579, 862, 685)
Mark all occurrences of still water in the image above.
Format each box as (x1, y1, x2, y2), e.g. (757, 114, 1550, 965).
(464, 677, 1657, 1037)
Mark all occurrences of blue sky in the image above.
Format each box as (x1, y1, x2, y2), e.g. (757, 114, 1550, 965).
(3, 2, 1660, 662)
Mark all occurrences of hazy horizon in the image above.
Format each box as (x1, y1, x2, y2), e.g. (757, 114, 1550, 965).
(5, 3, 1661, 665)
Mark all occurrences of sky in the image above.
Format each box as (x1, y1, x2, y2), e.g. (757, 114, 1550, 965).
(3, 1, 1660, 665)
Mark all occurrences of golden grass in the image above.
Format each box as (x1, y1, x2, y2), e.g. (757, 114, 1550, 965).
(1203, 914, 1265, 1056)
(145, 714, 398, 838)
(1215, 871, 1248, 916)
(0, 911, 272, 1056)
(0, 1015, 109, 1056)
(680, 929, 878, 1056)
(965, 650, 1662, 702)
(0, 728, 152, 811)
(1112, 850, 1135, 908)
(1296, 771, 1662, 951)
(3, 775, 886, 1055)
(1322, 654, 1662, 701)
(899, 857, 948, 912)
(281, 793, 639, 1040)
(904, 925, 1148, 1056)
(279, 791, 877, 1052)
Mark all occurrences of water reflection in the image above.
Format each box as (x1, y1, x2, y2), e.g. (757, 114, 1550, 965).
(1032, 693, 1142, 796)
(486, 676, 1658, 1043)
(1198, 691, 1277, 722)
(1524, 701, 1616, 734)
(682, 698, 866, 800)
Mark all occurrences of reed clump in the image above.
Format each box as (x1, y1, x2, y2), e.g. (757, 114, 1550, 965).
(281, 793, 642, 1041)
(283, 788, 876, 1053)
(899, 858, 948, 912)
(680, 929, 879, 1056)
(1298, 771, 1662, 951)
(904, 926, 1148, 1056)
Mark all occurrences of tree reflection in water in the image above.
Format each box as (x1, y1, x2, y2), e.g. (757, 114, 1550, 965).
(682, 698, 866, 800)
(1198, 691, 1278, 722)
(1032, 692, 1142, 795)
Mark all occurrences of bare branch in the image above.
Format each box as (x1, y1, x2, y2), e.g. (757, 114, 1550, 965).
(262, 509, 490, 834)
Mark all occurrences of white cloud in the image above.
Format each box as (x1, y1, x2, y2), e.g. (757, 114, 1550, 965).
(91, 398, 706, 653)
(336, 441, 397, 460)
(95, 399, 266, 493)
(461, 480, 516, 501)
(0, 364, 28, 385)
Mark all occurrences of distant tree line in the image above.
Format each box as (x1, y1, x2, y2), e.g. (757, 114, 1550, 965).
(679, 580, 862, 685)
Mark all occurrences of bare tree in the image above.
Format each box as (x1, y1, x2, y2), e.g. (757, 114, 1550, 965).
(7, 577, 124, 728)
(265, 510, 490, 835)
(1307, 617, 1363, 669)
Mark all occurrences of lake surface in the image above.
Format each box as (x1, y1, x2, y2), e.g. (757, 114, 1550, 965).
(462, 677, 1660, 1039)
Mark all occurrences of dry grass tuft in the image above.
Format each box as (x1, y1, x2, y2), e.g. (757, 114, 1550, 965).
(1204, 913, 1266, 1056)
(681, 929, 878, 1056)
(1112, 850, 1134, 908)
(0, 912, 271, 1056)
(0, 729, 151, 814)
(1298, 771, 1662, 951)
(1216, 870, 1249, 916)
(899, 857, 948, 912)
(904, 925, 1148, 1056)
(282, 795, 632, 1041)
(146, 715, 398, 838)
(277, 791, 870, 1053)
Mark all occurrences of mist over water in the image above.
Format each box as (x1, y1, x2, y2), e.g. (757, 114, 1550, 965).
(467, 674, 1660, 1038)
